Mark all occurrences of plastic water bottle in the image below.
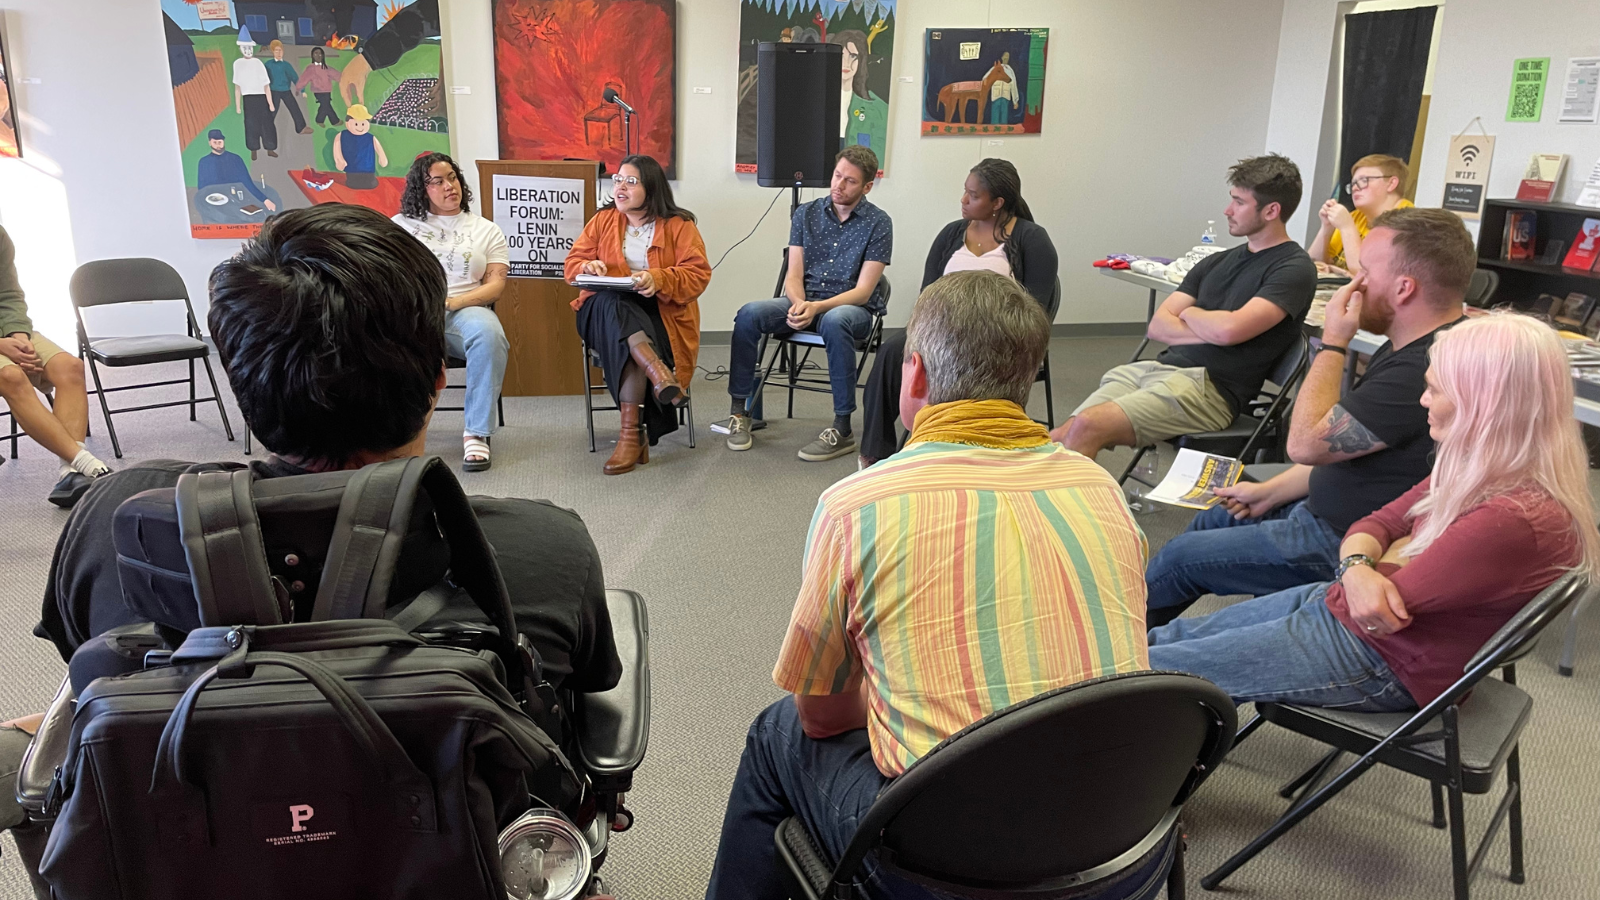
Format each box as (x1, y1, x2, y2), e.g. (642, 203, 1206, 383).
(1125, 446, 1160, 515)
(1200, 221, 1217, 245)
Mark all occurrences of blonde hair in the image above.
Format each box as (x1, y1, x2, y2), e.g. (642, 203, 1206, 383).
(1352, 153, 1408, 186)
(1404, 312, 1600, 580)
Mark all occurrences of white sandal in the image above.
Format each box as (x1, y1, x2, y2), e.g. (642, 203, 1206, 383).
(463, 435, 491, 472)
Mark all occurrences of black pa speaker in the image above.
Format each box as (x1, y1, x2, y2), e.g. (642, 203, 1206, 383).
(757, 42, 842, 188)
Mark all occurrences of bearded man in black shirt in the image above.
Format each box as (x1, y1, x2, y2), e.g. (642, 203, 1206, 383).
(1143, 207, 1472, 626)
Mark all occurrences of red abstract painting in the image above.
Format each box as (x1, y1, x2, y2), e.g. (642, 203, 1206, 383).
(494, 0, 676, 177)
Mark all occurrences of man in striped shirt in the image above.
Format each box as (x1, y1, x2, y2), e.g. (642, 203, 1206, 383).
(706, 271, 1152, 900)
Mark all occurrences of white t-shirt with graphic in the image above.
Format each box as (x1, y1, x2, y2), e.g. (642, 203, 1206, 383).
(392, 211, 511, 298)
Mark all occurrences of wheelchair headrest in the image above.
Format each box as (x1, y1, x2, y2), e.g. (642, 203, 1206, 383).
(114, 468, 448, 632)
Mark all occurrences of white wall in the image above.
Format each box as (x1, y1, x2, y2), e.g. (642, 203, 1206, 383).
(0, 0, 1286, 340)
(1268, 0, 1600, 242)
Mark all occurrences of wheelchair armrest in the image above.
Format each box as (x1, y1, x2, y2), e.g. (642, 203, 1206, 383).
(572, 589, 651, 793)
(17, 676, 73, 815)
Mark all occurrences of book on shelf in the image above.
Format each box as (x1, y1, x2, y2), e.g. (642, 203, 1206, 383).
(1563, 218, 1600, 270)
(1578, 156, 1600, 208)
(1503, 210, 1538, 260)
(1532, 293, 1560, 317)
(1517, 153, 1568, 202)
(1555, 292, 1598, 329)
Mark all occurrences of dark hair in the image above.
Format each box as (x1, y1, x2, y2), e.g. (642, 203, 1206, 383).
(310, 47, 326, 65)
(207, 204, 447, 468)
(600, 155, 696, 223)
(1370, 206, 1477, 301)
(836, 145, 879, 183)
(400, 152, 473, 219)
(829, 29, 870, 98)
(1227, 153, 1304, 221)
(968, 158, 1033, 241)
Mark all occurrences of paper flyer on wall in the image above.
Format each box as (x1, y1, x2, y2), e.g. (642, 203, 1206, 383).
(1144, 449, 1245, 510)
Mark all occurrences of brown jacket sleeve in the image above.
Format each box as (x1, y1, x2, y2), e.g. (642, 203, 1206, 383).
(651, 218, 712, 307)
(564, 211, 609, 283)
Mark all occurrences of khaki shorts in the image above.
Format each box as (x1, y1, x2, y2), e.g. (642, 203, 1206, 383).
(1072, 361, 1236, 447)
(0, 331, 69, 392)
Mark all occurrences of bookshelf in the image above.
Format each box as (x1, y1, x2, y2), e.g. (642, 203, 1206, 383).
(1477, 198, 1600, 305)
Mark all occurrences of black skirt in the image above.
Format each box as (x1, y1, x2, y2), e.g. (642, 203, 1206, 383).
(575, 290, 679, 444)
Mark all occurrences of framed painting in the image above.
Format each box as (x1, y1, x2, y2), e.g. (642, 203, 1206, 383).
(734, 0, 896, 174)
(0, 16, 18, 158)
(922, 27, 1049, 136)
(161, 0, 452, 239)
(493, 0, 676, 178)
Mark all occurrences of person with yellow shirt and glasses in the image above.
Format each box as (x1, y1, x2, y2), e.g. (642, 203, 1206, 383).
(1310, 154, 1413, 275)
(704, 271, 1152, 900)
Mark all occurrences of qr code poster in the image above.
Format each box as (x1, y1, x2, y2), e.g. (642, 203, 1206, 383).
(1507, 57, 1550, 123)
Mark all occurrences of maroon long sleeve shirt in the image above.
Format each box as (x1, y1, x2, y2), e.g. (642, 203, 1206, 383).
(1324, 477, 1580, 706)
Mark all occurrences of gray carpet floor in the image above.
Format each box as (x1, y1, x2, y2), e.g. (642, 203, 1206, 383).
(1, 336, 1596, 899)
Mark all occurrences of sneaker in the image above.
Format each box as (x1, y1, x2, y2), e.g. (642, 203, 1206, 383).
(798, 427, 856, 462)
(47, 472, 95, 509)
(725, 415, 754, 451)
(710, 416, 767, 435)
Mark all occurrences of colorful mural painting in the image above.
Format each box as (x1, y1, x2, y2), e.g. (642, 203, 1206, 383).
(0, 18, 18, 158)
(493, 0, 676, 178)
(161, 0, 451, 239)
(735, 0, 896, 174)
(921, 27, 1049, 136)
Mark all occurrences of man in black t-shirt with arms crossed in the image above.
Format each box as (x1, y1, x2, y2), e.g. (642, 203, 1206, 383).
(1055, 155, 1316, 462)
(1143, 207, 1471, 625)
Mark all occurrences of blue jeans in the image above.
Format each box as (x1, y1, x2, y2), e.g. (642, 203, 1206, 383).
(988, 97, 1012, 123)
(1148, 582, 1416, 712)
(728, 298, 874, 420)
(705, 697, 1175, 900)
(445, 306, 508, 437)
(1145, 500, 1343, 625)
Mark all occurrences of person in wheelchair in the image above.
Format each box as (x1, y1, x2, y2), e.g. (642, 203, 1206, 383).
(36, 203, 621, 696)
(705, 272, 1152, 900)
(1148, 313, 1600, 712)
(565, 154, 712, 475)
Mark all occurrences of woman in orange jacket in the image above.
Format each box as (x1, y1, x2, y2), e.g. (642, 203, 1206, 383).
(566, 155, 712, 475)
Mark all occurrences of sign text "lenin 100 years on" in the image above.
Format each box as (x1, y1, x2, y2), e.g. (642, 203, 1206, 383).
(491, 175, 586, 279)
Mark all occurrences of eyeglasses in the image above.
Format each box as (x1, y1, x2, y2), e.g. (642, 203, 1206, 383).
(424, 172, 459, 187)
(610, 175, 640, 186)
(1347, 175, 1388, 193)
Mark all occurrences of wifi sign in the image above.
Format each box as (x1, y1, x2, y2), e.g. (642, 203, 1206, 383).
(1459, 144, 1481, 164)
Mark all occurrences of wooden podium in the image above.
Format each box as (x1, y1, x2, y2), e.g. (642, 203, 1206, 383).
(477, 159, 598, 396)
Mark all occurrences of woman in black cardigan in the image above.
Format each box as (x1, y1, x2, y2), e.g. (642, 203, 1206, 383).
(858, 158, 1059, 463)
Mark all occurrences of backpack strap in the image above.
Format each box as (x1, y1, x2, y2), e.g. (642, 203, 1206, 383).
(175, 469, 284, 627)
(310, 457, 427, 622)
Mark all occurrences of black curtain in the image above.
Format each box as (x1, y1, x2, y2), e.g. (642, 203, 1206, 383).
(1337, 6, 1437, 206)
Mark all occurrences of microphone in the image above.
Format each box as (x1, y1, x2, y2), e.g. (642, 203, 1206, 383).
(603, 87, 636, 114)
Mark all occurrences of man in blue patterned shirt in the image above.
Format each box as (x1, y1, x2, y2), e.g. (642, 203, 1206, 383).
(722, 146, 893, 461)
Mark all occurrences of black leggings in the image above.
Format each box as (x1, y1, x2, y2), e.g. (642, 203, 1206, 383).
(859, 329, 908, 460)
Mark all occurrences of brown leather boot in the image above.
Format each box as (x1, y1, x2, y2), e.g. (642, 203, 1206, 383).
(604, 403, 649, 475)
(629, 340, 688, 408)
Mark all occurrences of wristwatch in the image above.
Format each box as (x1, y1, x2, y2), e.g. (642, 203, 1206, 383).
(1336, 554, 1376, 581)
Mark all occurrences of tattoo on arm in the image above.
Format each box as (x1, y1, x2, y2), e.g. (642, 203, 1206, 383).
(1322, 404, 1387, 457)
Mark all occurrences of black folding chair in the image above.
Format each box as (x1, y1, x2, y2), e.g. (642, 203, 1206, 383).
(1119, 334, 1309, 490)
(776, 671, 1236, 900)
(1203, 572, 1589, 900)
(754, 280, 890, 422)
(1033, 276, 1063, 429)
(580, 340, 695, 452)
(68, 258, 234, 459)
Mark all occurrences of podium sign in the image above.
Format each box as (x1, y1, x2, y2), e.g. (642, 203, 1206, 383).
(490, 175, 586, 278)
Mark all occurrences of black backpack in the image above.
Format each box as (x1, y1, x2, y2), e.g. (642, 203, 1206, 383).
(37, 457, 580, 899)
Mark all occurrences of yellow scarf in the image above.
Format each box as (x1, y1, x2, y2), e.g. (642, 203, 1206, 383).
(906, 399, 1051, 450)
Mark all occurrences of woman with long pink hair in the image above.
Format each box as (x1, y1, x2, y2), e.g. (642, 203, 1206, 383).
(1148, 312, 1600, 710)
